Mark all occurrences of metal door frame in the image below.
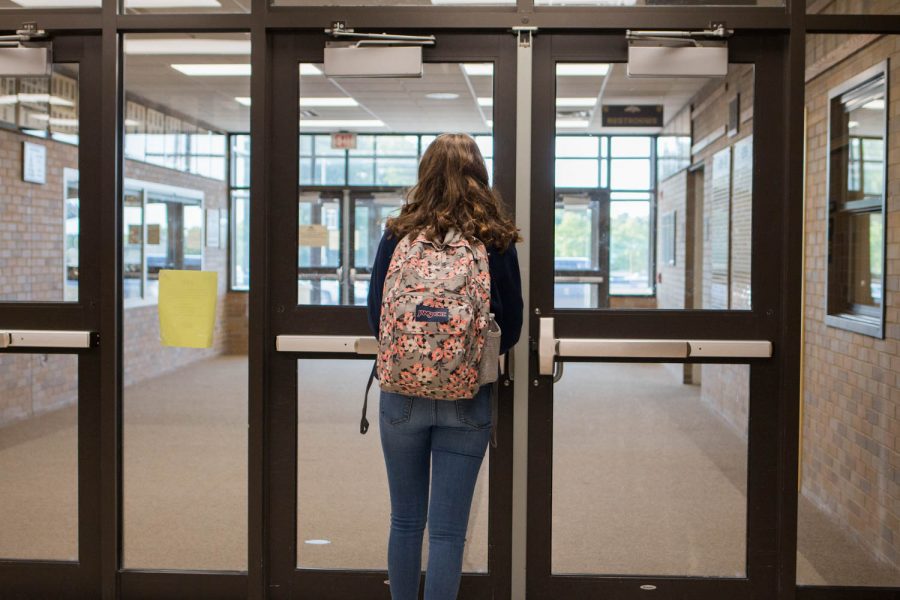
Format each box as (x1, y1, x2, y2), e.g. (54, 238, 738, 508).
(264, 30, 517, 599)
(526, 32, 797, 600)
(0, 34, 105, 599)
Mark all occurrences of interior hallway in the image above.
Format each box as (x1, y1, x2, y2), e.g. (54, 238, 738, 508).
(0, 356, 897, 586)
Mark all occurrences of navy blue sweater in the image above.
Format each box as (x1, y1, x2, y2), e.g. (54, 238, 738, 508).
(367, 232, 524, 355)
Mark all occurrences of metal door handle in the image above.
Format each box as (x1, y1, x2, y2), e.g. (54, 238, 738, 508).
(0, 330, 92, 349)
(276, 334, 376, 355)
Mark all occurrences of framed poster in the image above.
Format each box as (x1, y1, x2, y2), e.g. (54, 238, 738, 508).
(23, 141, 47, 184)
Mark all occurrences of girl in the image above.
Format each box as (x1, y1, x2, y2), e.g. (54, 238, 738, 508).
(367, 133, 523, 600)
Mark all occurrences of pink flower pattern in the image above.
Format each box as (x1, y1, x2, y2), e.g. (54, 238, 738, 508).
(376, 231, 491, 400)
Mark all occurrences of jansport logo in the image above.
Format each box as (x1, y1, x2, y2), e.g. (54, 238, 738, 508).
(415, 304, 449, 322)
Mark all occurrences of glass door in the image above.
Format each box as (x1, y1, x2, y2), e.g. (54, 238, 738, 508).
(526, 33, 796, 599)
(0, 35, 104, 598)
(265, 31, 517, 599)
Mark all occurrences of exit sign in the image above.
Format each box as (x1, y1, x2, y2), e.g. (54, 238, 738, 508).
(331, 132, 357, 150)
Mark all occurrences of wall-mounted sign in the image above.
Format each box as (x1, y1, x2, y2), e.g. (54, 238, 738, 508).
(206, 209, 220, 248)
(298, 224, 330, 247)
(601, 105, 664, 127)
(147, 224, 161, 246)
(331, 132, 357, 150)
(23, 141, 47, 184)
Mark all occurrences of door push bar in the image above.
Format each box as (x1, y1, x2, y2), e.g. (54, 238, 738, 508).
(274, 335, 509, 378)
(538, 317, 772, 377)
(0, 330, 92, 349)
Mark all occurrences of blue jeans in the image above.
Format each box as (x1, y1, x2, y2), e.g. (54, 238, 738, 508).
(379, 384, 493, 600)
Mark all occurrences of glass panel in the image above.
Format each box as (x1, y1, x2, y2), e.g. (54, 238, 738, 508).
(800, 37, 898, 588)
(0, 354, 78, 561)
(296, 360, 489, 572)
(123, 32, 249, 572)
(553, 62, 754, 310)
(276, 0, 510, 4)
(0, 0, 98, 7)
(298, 62, 493, 305)
(611, 136, 651, 157)
(232, 189, 250, 291)
(552, 362, 748, 576)
(123, 190, 145, 301)
(123, 0, 249, 15)
(610, 201, 652, 295)
(538, 0, 780, 4)
(808, 0, 900, 14)
(0, 65, 79, 302)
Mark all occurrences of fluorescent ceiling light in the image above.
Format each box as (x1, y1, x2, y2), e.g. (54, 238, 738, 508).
(127, 0, 220, 6)
(556, 63, 610, 76)
(29, 114, 79, 127)
(11, 0, 99, 6)
(556, 119, 590, 128)
(300, 64, 323, 76)
(124, 119, 141, 127)
(125, 38, 248, 55)
(0, 94, 75, 107)
(478, 97, 493, 106)
(462, 64, 493, 76)
(426, 93, 460, 100)
(237, 96, 358, 107)
(557, 97, 597, 107)
(863, 99, 885, 110)
(300, 97, 359, 107)
(172, 63, 251, 76)
(848, 121, 859, 129)
(299, 119, 384, 128)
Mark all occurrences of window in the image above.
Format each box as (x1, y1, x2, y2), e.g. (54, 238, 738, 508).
(64, 169, 80, 302)
(231, 135, 251, 291)
(122, 180, 204, 306)
(826, 66, 887, 338)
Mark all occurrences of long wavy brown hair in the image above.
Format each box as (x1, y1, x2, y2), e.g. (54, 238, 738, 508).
(385, 133, 521, 252)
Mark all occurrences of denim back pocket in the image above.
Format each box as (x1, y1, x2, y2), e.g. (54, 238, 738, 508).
(455, 387, 492, 430)
(380, 391, 414, 425)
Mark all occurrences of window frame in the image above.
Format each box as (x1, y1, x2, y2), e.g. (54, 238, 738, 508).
(824, 61, 889, 339)
(122, 178, 206, 309)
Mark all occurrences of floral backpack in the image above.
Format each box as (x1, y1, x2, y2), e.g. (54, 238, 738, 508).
(359, 229, 492, 434)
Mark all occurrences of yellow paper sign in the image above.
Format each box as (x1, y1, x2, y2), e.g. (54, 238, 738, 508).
(158, 269, 217, 348)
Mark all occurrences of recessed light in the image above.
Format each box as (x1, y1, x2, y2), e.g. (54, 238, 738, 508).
(299, 119, 384, 128)
(557, 97, 597, 107)
(10, 0, 99, 5)
(556, 64, 610, 77)
(301, 97, 359, 107)
(556, 119, 590, 128)
(241, 96, 357, 107)
(304, 539, 331, 545)
(125, 38, 248, 55)
(426, 93, 459, 100)
(848, 121, 859, 128)
(462, 64, 493, 76)
(126, 0, 221, 6)
(172, 64, 251, 76)
(477, 97, 493, 106)
(124, 119, 142, 127)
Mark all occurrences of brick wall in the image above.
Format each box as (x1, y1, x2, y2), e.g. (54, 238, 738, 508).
(0, 128, 248, 427)
(803, 33, 899, 568)
(0, 129, 77, 302)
